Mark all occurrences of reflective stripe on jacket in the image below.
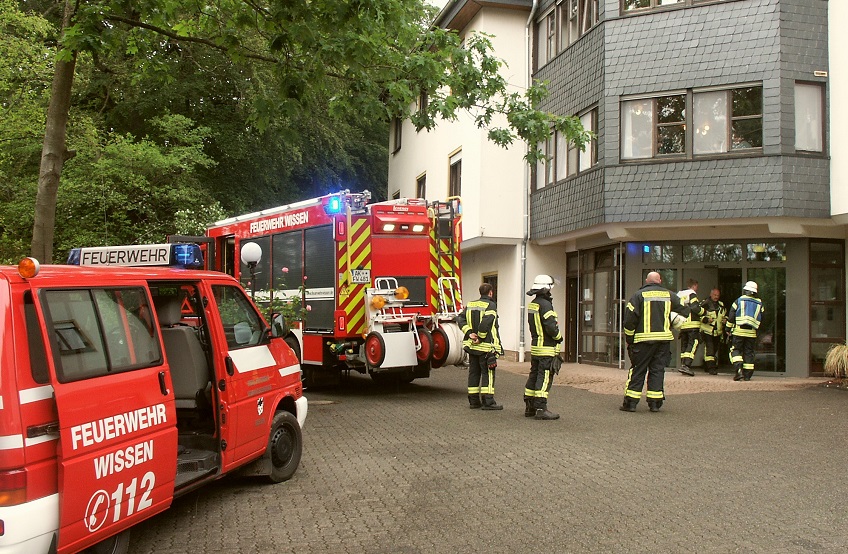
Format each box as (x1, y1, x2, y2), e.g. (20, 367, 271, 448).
(726, 295, 763, 338)
(699, 299, 726, 336)
(528, 293, 562, 357)
(624, 284, 689, 343)
(456, 296, 502, 354)
(677, 289, 703, 330)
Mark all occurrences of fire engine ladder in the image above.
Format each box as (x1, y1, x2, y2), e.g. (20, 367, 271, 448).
(429, 198, 461, 314)
(429, 199, 459, 276)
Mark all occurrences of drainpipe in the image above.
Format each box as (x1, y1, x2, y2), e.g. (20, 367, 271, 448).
(518, 0, 539, 364)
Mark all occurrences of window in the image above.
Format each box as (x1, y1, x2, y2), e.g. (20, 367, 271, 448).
(795, 83, 824, 152)
(449, 152, 462, 197)
(537, 0, 599, 70)
(392, 190, 400, 200)
(536, 9, 556, 68)
(417, 91, 428, 118)
(623, 85, 763, 160)
(416, 174, 426, 199)
(44, 287, 161, 382)
(539, 108, 598, 189)
(392, 118, 402, 153)
(483, 274, 498, 302)
(212, 285, 265, 349)
(623, 0, 705, 12)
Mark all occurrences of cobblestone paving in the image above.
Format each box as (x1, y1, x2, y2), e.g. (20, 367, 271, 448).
(129, 362, 848, 553)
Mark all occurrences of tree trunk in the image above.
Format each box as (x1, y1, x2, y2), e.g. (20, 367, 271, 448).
(31, 0, 77, 263)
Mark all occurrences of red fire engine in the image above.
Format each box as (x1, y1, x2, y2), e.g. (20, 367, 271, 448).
(203, 190, 466, 386)
(0, 244, 305, 553)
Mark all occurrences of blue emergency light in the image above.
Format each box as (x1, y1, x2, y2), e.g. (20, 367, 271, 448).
(643, 245, 651, 253)
(325, 195, 343, 214)
(67, 243, 204, 269)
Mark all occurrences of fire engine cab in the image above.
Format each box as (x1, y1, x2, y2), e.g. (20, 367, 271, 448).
(0, 244, 306, 553)
(201, 190, 466, 386)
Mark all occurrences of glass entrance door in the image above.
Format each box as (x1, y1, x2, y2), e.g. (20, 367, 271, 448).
(746, 267, 786, 372)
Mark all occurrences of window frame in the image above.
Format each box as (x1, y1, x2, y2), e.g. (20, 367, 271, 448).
(416, 173, 427, 199)
(794, 81, 826, 154)
(536, 0, 599, 71)
(621, 85, 764, 162)
(449, 151, 462, 198)
(392, 117, 402, 154)
(536, 106, 599, 191)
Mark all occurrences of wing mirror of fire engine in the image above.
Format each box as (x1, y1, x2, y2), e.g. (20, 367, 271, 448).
(271, 313, 288, 338)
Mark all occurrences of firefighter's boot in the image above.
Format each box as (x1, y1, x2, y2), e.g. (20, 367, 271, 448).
(524, 397, 535, 418)
(468, 395, 482, 409)
(743, 370, 754, 381)
(619, 397, 638, 412)
(481, 397, 503, 411)
(733, 368, 744, 381)
(648, 400, 663, 412)
(534, 408, 560, 420)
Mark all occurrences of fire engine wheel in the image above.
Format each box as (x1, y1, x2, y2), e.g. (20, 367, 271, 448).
(431, 327, 450, 369)
(83, 530, 130, 554)
(416, 327, 434, 363)
(265, 411, 303, 484)
(364, 332, 386, 367)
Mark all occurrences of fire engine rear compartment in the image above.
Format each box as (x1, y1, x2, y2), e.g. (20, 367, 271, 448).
(150, 284, 221, 490)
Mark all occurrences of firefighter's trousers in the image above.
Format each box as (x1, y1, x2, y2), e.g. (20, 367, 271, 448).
(524, 355, 555, 410)
(625, 341, 671, 404)
(731, 335, 756, 379)
(468, 353, 496, 405)
(700, 332, 721, 372)
(679, 329, 699, 368)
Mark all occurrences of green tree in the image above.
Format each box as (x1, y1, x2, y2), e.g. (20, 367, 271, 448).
(27, 0, 589, 262)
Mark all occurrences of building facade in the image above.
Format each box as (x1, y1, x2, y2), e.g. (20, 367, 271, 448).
(389, 0, 843, 377)
(387, 0, 538, 360)
(533, 0, 839, 377)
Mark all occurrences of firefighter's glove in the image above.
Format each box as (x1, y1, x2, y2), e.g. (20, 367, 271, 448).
(552, 354, 564, 375)
(486, 351, 498, 370)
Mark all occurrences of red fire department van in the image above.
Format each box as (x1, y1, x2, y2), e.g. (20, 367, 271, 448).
(201, 190, 466, 386)
(0, 243, 306, 553)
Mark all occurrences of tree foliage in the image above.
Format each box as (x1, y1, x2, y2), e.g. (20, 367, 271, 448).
(4, 0, 588, 263)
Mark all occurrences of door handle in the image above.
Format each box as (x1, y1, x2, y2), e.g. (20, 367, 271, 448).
(158, 371, 170, 396)
(225, 356, 235, 376)
(27, 421, 59, 438)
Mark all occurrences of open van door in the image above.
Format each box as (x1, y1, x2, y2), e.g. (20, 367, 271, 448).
(37, 285, 178, 553)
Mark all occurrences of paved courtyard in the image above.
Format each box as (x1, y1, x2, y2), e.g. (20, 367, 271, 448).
(129, 361, 848, 553)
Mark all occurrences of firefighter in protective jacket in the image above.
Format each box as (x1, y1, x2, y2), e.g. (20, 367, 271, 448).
(621, 272, 690, 412)
(699, 287, 726, 375)
(676, 278, 704, 376)
(726, 281, 763, 381)
(457, 283, 504, 409)
(525, 275, 563, 420)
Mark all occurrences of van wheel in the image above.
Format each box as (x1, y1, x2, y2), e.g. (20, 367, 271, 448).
(83, 530, 130, 554)
(265, 411, 302, 483)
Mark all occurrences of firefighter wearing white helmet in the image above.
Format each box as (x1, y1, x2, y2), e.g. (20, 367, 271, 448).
(726, 280, 763, 381)
(525, 274, 563, 420)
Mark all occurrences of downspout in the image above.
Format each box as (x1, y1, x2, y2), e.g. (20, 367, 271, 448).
(519, 0, 539, 363)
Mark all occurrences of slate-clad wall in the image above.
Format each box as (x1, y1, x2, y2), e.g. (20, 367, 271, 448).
(531, 0, 830, 240)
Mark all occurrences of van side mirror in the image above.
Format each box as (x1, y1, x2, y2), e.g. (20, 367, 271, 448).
(271, 313, 288, 338)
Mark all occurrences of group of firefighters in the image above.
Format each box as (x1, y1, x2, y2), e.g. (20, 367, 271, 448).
(454, 272, 764, 417)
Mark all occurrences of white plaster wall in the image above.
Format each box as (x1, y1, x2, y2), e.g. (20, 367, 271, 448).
(461, 245, 522, 355)
(386, 7, 529, 243)
(831, 1, 848, 217)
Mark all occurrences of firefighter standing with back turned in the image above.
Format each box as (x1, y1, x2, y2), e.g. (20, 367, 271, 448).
(457, 283, 504, 410)
(726, 280, 763, 381)
(676, 278, 704, 376)
(525, 275, 563, 420)
(621, 271, 691, 412)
